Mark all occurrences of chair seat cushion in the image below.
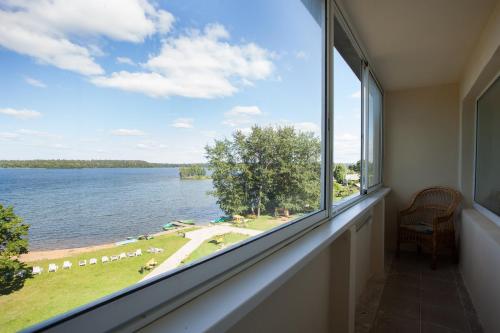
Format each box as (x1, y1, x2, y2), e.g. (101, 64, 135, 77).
(401, 223, 433, 234)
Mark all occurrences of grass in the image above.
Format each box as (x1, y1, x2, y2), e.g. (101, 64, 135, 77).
(240, 214, 301, 231)
(0, 234, 189, 333)
(181, 233, 250, 265)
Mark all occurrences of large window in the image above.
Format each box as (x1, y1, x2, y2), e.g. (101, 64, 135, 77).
(0, 1, 383, 332)
(475, 76, 500, 221)
(0, 1, 326, 331)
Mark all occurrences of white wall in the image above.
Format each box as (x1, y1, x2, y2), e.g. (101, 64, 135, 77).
(460, 210, 500, 333)
(383, 84, 460, 249)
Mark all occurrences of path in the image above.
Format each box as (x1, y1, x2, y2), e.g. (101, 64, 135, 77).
(141, 225, 262, 281)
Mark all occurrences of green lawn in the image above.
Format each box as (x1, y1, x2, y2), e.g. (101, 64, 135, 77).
(181, 233, 250, 265)
(240, 214, 301, 231)
(0, 234, 189, 333)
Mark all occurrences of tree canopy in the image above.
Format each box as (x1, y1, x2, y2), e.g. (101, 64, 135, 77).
(179, 165, 207, 179)
(0, 204, 30, 295)
(205, 126, 321, 217)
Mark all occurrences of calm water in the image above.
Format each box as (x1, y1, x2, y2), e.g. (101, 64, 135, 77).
(0, 168, 222, 250)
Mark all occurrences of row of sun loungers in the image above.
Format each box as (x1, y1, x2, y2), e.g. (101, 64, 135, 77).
(31, 248, 157, 274)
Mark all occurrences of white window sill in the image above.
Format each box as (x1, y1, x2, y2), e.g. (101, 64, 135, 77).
(139, 187, 390, 333)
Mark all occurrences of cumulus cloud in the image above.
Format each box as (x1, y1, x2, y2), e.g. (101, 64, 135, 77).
(223, 106, 262, 127)
(110, 128, 146, 136)
(171, 118, 194, 129)
(293, 122, 320, 134)
(0, 132, 20, 140)
(136, 141, 167, 150)
(0, 0, 174, 76)
(92, 24, 274, 98)
(295, 51, 307, 59)
(334, 133, 361, 163)
(25, 77, 46, 88)
(351, 90, 361, 98)
(116, 57, 135, 66)
(18, 129, 62, 139)
(0, 108, 42, 119)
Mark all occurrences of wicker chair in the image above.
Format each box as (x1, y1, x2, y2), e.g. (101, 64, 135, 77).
(396, 187, 462, 269)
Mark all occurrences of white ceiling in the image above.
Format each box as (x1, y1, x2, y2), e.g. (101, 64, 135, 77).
(338, 0, 498, 91)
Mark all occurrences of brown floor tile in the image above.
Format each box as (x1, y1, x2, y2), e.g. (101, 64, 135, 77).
(382, 280, 420, 301)
(378, 294, 420, 320)
(421, 277, 457, 294)
(421, 288, 462, 308)
(421, 303, 470, 332)
(371, 315, 420, 333)
(422, 321, 465, 333)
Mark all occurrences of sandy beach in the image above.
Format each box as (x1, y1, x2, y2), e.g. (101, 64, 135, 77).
(20, 226, 197, 262)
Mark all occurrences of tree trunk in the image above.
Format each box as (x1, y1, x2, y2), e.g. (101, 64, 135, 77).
(257, 186, 262, 217)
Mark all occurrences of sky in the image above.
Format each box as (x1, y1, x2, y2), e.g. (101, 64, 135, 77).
(0, 0, 361, 163)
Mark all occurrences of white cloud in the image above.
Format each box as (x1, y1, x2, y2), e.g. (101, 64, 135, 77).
(25, 77, 46, 88)
(0, 108, 42, 119)
(116, 57, 135, 66)
(136, 141, 167, 150)
(171, 118, 194, 129)
(110, 128, 146, 136)
(223, 105, 262, 127)
(0, 0, 174, 76)
(92, 23, 274, 98)
(334, 133, 361, 163)
(295, 51, 307, 59)
(351, 90, 361, 98)
(0, 132, 20, 140)
(294, 122, 320, 134)
(18, 129, 62, 139)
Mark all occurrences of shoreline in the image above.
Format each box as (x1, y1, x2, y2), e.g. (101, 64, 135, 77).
(20, 227, 197, 262)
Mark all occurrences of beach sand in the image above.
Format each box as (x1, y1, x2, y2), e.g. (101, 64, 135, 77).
(20, 227, 195, 262)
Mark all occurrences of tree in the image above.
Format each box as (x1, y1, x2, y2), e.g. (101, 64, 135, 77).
(179, 165, 207, 179)
(348, 160, 361, 174)
(333, 163, 347, 184)
(0, 204, 30, 295)
(205, 126, 321, 217)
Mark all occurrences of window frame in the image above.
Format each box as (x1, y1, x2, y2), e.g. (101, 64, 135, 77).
(330, 4, 384, 215)
(473, 73, 500, 227)
(23, 1, 385, 331)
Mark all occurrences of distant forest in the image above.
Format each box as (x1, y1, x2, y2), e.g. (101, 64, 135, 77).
(0, 160, 206, 169)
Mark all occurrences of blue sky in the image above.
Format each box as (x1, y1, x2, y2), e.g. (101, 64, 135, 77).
(0, 0, 360, 163)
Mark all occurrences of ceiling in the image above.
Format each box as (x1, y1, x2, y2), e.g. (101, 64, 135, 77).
(337, 0, 498, 91)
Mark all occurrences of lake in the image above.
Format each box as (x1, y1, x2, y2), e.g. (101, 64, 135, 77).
(0, 168, 222, 251)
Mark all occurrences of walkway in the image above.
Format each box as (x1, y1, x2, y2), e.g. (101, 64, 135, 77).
(141, 225, 262, 282)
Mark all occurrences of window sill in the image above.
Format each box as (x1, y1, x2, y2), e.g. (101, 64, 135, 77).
(139, 187, 390, 333)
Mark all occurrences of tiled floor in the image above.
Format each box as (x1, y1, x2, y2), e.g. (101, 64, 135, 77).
(356, 251, 483, 333)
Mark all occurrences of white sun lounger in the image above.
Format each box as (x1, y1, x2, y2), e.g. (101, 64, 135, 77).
(79, 260, 87, 266)
(110, 255, 119, 261)
(89, 258, 97, 265)
(135, 249, 142, 256)
(101, 256, 109, 263)
(48, 263, 58, 272)
(119, 252, 126, 259)
(62, 261, 72, 269)
(127, 252, 136, 257)
(32, 266, 43, 275)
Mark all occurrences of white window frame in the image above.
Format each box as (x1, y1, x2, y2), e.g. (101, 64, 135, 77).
(472, 73, 500, 227)
(330, 4, 384, 216)
(23, 1, 385, 332)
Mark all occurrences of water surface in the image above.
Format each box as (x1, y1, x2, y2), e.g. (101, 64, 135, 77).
(0, 168, 222, 250)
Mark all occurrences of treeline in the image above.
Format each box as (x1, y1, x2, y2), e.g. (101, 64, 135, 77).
(179, 165, 208, 179)
(206, 126, 321, 217)
(0, 160, 206, 169)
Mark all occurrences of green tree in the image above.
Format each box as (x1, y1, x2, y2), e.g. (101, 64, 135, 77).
(0, 204, 30, 295)
(179, 165, 206, 179)
(205, 126, 321, 217)
(333, 163, 347, 183)
(348, 160, 361, 174)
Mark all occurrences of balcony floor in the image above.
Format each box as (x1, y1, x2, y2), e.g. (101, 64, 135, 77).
(356, 251, 483, 333)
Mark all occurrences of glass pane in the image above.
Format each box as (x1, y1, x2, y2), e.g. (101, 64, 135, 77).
(475, 77, 500, 216)
(0, 1, 325, 330)
(367, 73, 382, 187)
(332, 18, 362, 205)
